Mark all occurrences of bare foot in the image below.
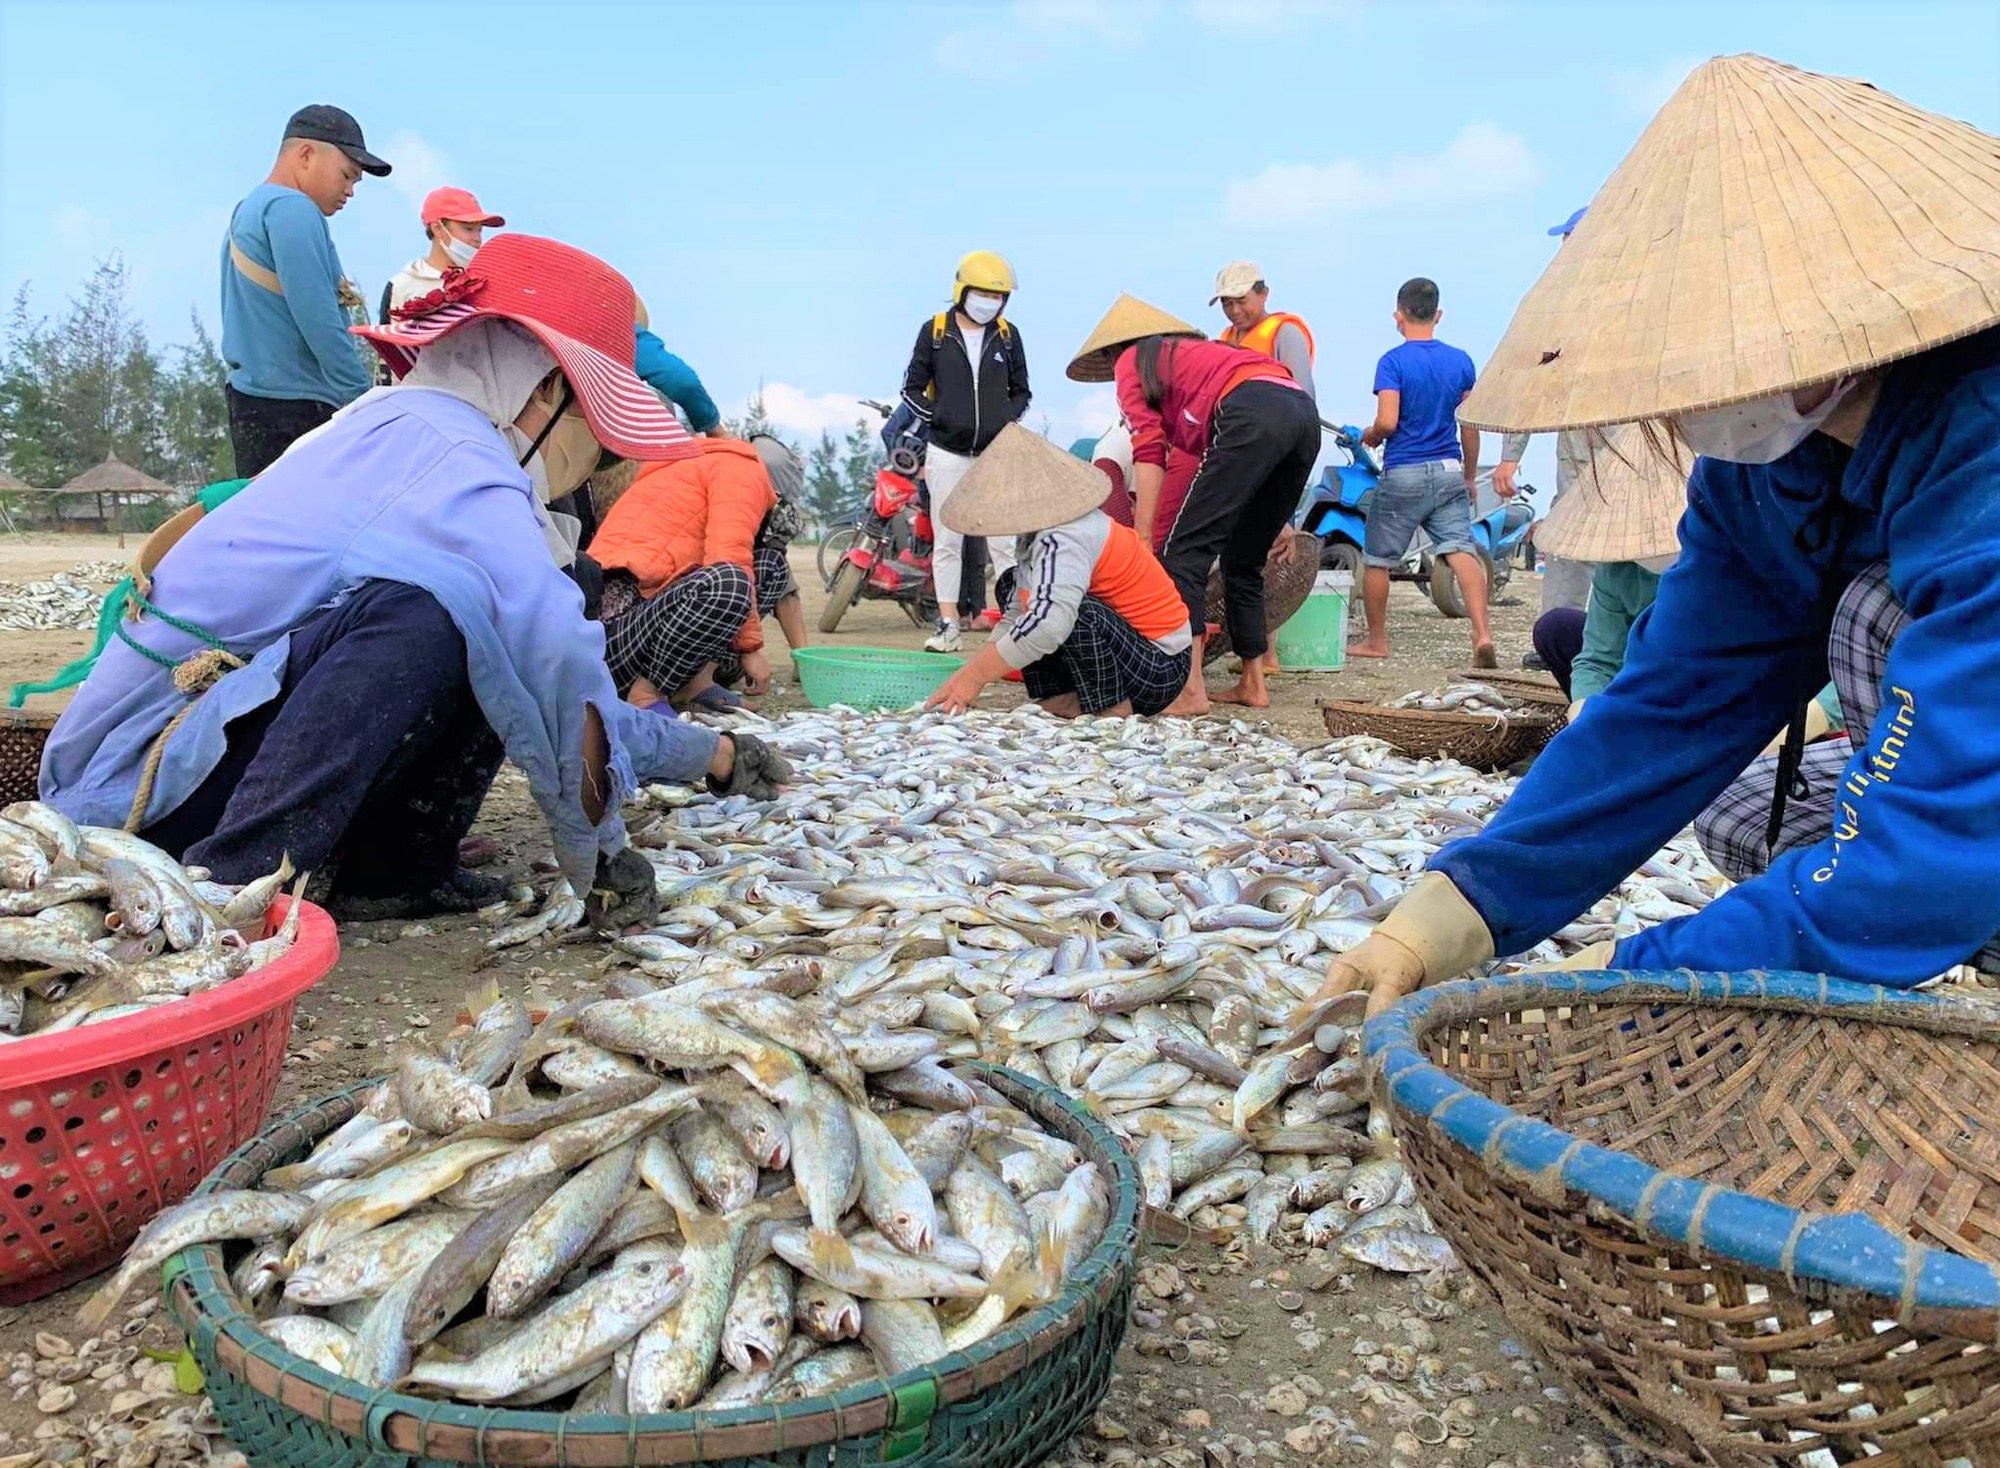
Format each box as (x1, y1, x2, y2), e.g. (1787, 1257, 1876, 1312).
(1260, 652, 1281, 675)
(1472, 642, 1498, 669)
(1349, 642, 1390, 659)
(1162, 689, 1213, 716)
(1213, 682, 1271, 708)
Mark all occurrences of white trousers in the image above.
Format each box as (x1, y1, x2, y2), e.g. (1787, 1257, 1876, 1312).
(926, 446, 1017, 620)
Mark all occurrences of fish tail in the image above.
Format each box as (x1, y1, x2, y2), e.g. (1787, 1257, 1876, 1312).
(674, 1202, 727, 1250)
(462, 976, 502, 1022)
(76, 1261, 136, 1331)
(1078, 1091, 1109, 1120)
(747, 1049, 803, 1097)
(809, 1228, 854, 1276)
(1033, 1220, 1067, 1303)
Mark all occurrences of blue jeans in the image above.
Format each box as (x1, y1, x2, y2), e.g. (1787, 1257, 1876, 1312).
(1365, 458, 1475, 568)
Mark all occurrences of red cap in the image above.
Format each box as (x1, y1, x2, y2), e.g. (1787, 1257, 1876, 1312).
(352, 234, 695, 463)
(420, 186, 504, 228)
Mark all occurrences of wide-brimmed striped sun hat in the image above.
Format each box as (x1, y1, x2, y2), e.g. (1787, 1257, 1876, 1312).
(353, 234, 696, 462)
(1460, 55, 2000, 433)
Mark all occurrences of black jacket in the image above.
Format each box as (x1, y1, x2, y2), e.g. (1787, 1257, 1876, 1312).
(900, 312, 1030, 455)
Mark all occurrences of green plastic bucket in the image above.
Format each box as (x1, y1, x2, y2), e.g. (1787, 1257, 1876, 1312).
(792, 645, 963, 710)
(1274, 571, 1351, 671)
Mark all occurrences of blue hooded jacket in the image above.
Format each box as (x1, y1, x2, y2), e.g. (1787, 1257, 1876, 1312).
(1431, 326, 2000, 985)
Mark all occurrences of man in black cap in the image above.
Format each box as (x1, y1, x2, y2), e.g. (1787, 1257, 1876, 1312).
(220, 106, 392, 476)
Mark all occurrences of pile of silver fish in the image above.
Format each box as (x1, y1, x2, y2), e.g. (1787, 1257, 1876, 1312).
(0, 563, 125, 632)
(79, 977, 1112, 1413)
(547, 706, 1716, 1275)
(1385, 682, 1524, 716)
(0, 802, 302, 1040)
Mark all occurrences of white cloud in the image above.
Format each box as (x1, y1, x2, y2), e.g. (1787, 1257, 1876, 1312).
(1223, 122, 1540, 224)
(1607, 55, 1702, 116)
(935, 0, 1159, 75)
(752, 383, 880, 441)
(1045, 387, 1119, 446)
(378, 129, 453, 208)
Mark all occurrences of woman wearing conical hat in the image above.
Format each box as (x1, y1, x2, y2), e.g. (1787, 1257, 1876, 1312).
(1286, 55, 2000, 1028)
(1068, 295, 1320, 714)
(923, 424, 1193, 719)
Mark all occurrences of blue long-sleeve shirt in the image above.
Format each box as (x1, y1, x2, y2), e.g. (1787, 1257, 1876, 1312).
(220, 184, 372, 407)
(1431, 325, 2000, 987)
(41, 389, 718, 893)
(634, 328, 720, 433)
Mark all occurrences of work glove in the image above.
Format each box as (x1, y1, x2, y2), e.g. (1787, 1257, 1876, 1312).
(709, 732, 793, 801)
(1284, 872, 1495, 1042)
(586, 846, 660, 931)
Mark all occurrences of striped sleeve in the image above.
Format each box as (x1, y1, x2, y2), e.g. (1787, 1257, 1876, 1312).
(993, 522, 1097, 669)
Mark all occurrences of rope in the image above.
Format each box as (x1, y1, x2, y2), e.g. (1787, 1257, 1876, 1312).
(115, 583, 245, 833)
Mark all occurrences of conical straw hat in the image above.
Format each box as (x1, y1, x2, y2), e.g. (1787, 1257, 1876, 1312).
(1460, 54, 2000, 434)
(1535, 425, 1692, 563)
(939, 423, 1111, 536)
(1067, 293, 1201, 382)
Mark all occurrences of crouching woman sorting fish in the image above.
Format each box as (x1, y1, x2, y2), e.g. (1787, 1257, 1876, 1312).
(924, 424, 1192, 719)
(1293, 56, 2000, 1031)
(38, 235, 790, 923)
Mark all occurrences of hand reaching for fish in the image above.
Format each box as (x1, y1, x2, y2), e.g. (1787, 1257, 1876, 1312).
(1286, 872, 1496, 1042)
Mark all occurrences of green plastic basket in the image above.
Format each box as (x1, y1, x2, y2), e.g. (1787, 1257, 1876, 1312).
(792, 647, 963, 712)
(1273, 572, 1351, 673)
(164, 1064, 1139, 1468)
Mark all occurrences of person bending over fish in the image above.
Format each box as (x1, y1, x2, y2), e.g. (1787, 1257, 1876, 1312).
(588, 433, 809, 714)
(925, 424, 1192, 719)
(38, 235, 790, 924)
(1291, 56, 2000, 1029)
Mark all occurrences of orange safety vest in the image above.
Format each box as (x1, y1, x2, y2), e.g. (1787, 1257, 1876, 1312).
(1220, 311, 1315, 365)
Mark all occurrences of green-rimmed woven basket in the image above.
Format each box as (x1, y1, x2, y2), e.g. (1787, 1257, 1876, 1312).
(163, 1063, 1139, 1468)
(791, 647, 963, 713)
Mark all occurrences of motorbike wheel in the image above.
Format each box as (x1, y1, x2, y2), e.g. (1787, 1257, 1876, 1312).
(818, 527, 861, 588)
(1320, 538, 1365, 580)
(1428, 547, 1498, 619)
(820, 560, 868, 634)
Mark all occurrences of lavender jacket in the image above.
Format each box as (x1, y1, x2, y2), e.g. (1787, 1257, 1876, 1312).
(40, 389, 717, 891)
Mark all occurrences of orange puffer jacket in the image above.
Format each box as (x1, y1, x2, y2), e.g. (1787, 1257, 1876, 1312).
(592, 438, 777, 653)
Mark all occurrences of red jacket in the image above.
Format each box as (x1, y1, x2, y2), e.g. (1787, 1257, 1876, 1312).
(592, 439, 776, 653)
(1113, 338, 1296, 468)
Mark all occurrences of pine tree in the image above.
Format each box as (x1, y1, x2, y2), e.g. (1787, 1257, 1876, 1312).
(803, 429, 848, 531)
(840, 419, 883, 503)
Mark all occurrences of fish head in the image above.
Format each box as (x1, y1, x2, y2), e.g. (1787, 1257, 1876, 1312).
(887, 1209, 935, 1256)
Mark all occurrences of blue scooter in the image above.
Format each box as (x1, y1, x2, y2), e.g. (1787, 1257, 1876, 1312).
(1294, 424, 1538, 619)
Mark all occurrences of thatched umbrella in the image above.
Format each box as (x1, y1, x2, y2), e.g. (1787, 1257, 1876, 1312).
(59, 453, 174, 546)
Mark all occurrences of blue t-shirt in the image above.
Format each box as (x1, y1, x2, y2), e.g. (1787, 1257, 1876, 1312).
(1372, 339, 1477, 470)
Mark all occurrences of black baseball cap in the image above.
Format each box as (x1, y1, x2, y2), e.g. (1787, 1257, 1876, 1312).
(282, 105, 391, 176)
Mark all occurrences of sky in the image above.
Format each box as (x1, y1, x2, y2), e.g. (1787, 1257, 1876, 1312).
(3, 0, 1998, 496)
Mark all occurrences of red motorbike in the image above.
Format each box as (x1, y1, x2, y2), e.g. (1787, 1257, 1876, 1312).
(818, 436, 942, 633)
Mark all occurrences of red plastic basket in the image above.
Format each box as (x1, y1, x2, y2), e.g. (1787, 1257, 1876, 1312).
(0, 897, 339, 1303)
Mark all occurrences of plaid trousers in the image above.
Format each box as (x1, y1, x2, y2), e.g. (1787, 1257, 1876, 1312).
(1694, 561, 2000, 973)
(1020, 596, 1192, 716)
(601, 563, 753, 695)
(715, 547, 796, 686)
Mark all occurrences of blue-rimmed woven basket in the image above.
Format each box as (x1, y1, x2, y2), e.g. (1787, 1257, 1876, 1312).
(1365, 970, 2000, 1468)
(161, 1064, 1138, 1468)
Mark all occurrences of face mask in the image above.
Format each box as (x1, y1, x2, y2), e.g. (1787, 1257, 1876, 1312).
(442, 234, 479, 268)
(515, 382, 601, 502)
(1675, 379, 1854, 465)
(962, 292, 1003, 325)
(1635, 552, 1679, 575)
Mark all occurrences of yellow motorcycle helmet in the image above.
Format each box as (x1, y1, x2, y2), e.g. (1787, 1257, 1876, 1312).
(953, 250, 1016, 307)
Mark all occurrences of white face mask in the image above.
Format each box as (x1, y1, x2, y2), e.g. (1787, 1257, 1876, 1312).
(442, 233, 479, 268)
(962, 291, 1003, 325)
(1634, 552, 1679, 575)
(1676, 379, 1854, 465)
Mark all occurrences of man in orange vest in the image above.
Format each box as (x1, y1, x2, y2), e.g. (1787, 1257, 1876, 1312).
(1213, 261, 1315, 400)
(1212, 260, 1315, 674)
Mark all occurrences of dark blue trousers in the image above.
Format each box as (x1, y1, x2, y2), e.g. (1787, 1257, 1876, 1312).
(1532, 607, 1587, 699)
(142, 581, 503, 893)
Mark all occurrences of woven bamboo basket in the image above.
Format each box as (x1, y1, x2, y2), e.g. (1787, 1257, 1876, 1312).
(165, 1063, 1140, 1468)
(1320, 699, 1556, 769)
(1365, 970, 2000, 1468)
(0, 708, 56, 805)
(1201, 533, 1322, 665)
